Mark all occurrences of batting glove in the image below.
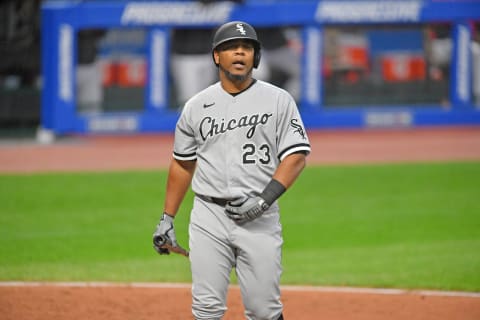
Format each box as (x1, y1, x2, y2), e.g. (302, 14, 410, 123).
(153, 213, 178, 255)
(225, 196, 270, 223)
(225, 179, 286, 224)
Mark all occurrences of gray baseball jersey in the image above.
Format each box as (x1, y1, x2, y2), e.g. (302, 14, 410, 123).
(174, 79, 310, 319)
(173, 79, 311, 201)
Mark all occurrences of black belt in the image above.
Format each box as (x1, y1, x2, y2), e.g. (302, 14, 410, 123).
(196, 194, 231, 207)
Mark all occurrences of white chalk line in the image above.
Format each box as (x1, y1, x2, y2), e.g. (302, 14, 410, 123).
(1, 281, 479, 298)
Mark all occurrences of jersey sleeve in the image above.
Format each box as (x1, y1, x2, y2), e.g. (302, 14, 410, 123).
(276, 92, 311, 161)
(173, 104, 197, 161)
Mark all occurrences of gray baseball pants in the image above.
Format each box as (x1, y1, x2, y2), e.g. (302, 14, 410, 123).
(189, 196, 284, 320)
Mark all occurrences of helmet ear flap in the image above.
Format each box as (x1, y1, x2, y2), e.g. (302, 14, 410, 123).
(254, 47, 261, 68)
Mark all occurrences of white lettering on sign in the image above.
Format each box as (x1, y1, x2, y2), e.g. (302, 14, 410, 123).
(121, 2, 234, 25)
(59, 24, 73, 101)
(316, 1, 422, 23)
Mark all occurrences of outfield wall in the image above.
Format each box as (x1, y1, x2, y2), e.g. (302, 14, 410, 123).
(41, 0, 480, 135)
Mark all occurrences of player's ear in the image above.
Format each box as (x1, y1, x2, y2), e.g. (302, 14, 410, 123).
(213, 50, 220, 66)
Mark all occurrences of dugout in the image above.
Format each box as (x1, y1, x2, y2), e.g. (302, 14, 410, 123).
(40, 0, 480, 137)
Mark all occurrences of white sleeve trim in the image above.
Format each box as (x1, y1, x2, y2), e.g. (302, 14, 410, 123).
(173, 152, 197, 161)
(279, 145, 311, 161)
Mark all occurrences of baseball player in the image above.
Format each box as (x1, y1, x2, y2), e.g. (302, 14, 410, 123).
(153, 21, 311, 320)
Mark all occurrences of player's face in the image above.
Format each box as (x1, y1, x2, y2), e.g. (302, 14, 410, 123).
(214, 39, 255, 82)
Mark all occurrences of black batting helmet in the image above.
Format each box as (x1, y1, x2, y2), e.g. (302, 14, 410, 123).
(212, 21, 261, 68)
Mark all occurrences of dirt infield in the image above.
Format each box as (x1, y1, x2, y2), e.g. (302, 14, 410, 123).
(1, 283, 479, 320)
(1, 126, 480, 319)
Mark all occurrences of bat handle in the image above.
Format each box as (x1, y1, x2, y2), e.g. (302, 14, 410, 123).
(154, 235, 168, 247)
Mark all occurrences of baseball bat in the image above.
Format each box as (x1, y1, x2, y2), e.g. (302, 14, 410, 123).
(153, 235, 189, 257)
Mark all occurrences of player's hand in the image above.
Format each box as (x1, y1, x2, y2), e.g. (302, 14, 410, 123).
(225, 196, 269, 223)
(153, 213, 189, 257)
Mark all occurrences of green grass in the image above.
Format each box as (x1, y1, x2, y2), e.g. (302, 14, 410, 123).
(282, 162, 480, 291)
(0, 162, 479, 291)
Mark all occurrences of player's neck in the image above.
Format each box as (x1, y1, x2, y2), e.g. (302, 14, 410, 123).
(220, 76, 254, 94)
(218, 65, 254, 94)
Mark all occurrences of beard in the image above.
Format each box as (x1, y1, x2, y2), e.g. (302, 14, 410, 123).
(219, 64, 253, 83)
